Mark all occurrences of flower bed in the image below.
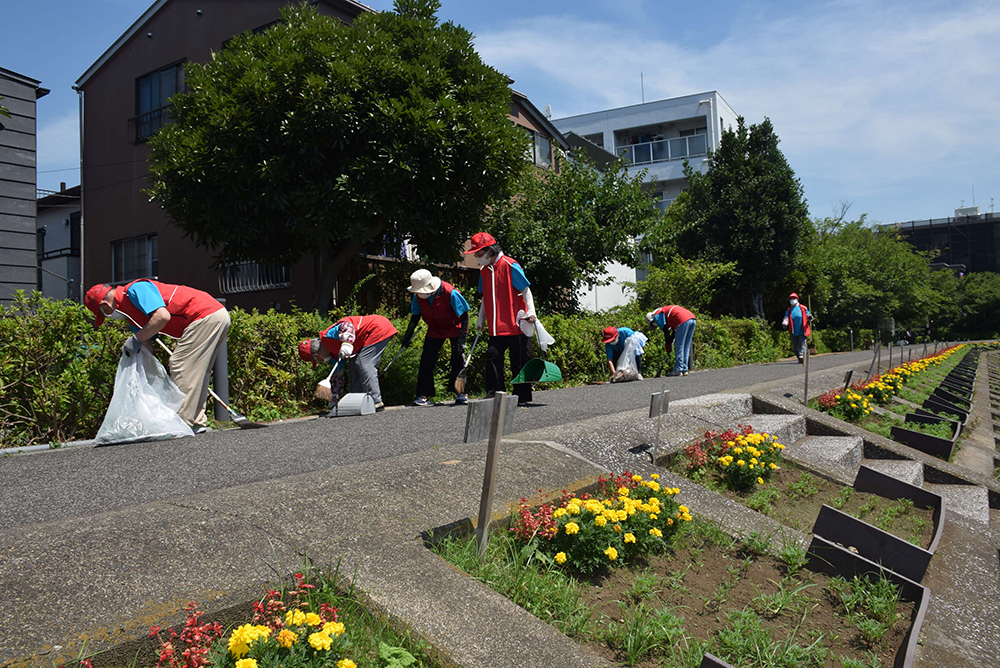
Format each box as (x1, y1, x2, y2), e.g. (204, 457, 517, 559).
(433, 516, 919, 668)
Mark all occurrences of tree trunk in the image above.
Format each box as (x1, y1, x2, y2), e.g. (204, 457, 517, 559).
(310, 222, 385, 312)
(751, 291, 764, 319)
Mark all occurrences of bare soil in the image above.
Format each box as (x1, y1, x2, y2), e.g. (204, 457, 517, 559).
(580, 537, 915, 667)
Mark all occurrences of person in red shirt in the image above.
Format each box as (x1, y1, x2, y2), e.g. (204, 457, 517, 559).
(298, 314, 398, 411)
(84, 280, 230, 432)
(465, 232, 537, 405)
(400, 268, 471, 406)
(646, 305, 696, 376)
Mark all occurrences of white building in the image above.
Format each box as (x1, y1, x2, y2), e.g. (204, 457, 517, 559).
(552, 91, 738, 310)
(36, 184, 81, 301)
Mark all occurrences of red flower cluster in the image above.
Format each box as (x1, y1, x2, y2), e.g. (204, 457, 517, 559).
(511, 488, 593, 542)
(817, 389, 839, 409)
(250, 578, 339, 630)
(148, 602, 223, 668)
(681, 426, 754, 470)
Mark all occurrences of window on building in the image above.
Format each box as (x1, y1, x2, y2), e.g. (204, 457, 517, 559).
(522, 128, 552, 168)
(218, 261, 292, 294)
(131, 60, 185, 143)
(678, 127, 707, 137)
(111, 235, 158, 283)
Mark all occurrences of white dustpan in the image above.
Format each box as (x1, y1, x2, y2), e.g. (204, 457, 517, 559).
(324, 392, 376, 417)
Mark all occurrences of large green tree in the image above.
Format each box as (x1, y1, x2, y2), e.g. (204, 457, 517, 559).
(485, 149, 660, 313)
(147, 1, 525, 308)
(675, 117, 810, 318)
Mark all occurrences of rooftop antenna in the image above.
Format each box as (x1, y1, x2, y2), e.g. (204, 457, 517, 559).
(972, 184, 976, 206)
(641, 72, 644, 103)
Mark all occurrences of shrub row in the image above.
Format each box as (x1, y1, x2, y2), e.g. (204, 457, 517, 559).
(1, 292, 854, 446)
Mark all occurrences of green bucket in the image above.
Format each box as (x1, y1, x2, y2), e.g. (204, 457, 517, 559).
(512, 358, 562, 384)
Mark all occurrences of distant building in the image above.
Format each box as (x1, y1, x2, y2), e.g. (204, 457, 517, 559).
(552, 92, 738, 310)
(36, 183, 82, 301)
(892, 207, 1000, 275)
(75, 0, 572, 311)
(0, 67, 49, 306)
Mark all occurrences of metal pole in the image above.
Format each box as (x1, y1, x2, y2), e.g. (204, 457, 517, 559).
(803, 342, 810, 404)
(888, 340, 893, 370)
(212, 298, 230, 422)
(477, 392, 509, 557)
(850, 327, 854, 352)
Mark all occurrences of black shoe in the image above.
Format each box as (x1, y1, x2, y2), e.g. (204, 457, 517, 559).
(665, 370, 682, 377)
(375, 402, 385, 412)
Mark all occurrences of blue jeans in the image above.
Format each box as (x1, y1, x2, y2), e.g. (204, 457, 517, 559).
(673, 319, 696, 373)
(790, 333, 807, 360)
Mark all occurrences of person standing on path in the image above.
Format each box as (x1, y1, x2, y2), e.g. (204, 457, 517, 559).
(85, 280, 230, 433)
(298, 315, 398, 411)
(782, 292, 811, 364)
(646, 305, 696, 376)
(399, 268, 471, 406)
(603, 326, 645, 381)
(466, 232, 537, 406)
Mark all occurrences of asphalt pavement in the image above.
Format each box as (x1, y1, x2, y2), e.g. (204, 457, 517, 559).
(0, 349, 883, 532)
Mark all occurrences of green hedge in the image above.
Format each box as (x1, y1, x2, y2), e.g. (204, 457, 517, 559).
(0, 293, 814, 445)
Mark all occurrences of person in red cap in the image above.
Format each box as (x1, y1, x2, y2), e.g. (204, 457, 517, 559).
(603, 326, 644, 381)
(84, 280, 229, 432)
(298, 314, 398, 410)
(645, 305, 696, 376)
(465, 232, 536, 405)
(782, 292, 811, 363)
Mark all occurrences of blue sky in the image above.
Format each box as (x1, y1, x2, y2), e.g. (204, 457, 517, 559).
(4, 0, 999, 224)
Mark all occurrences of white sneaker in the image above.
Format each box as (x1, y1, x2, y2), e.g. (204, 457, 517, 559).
(193, 426, 208, 434)
(637, 373, 644, 380)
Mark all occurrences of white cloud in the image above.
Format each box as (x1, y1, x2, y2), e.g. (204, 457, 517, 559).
(474, 0, 1000, 221)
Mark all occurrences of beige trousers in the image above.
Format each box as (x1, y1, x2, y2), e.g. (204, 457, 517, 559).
(169, 308, 231, 428)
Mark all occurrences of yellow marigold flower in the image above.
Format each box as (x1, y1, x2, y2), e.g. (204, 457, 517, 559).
(618, 487, 630, 497)
(666, 517, 674, 525)
(337, 660, 357, 668)
(749, 464, 755, 469)
(649, 527, 663, 537)
(605, 547, 618, 561)
(737, 460, 745, 467)
(567, 503, 581, 515)
(305, 612, 322, 626)
(647, 481, 660, 492)
(632, 474, 642, 482)
(733, 447, 743, 454)
(757, 477, 764, 485)
(750, 458, 758, 465)
(552, 507, 567, 518)
(228, 624, 271, 658)
(604, 498, 614, 507)
(650, 513, 658, 520)
(323, 621, 345, 636)
(235, 660, 257, 668)
(678, 505, 689, 513)
(651, 473, 660, 480)
(555, 551, 567, 564)
(287, 609, 306, 626)
(308, 631, 332, 651)
(770, 463, 777, 470)
(277, 628, 298, 648)
(683, 513, 692, 522)
(624, 532, 636, 543)
(595, 515, 608, 527)
(616, 510, 628, 522)
(614, 524, 622, 533)
(564, 522, 580, 535)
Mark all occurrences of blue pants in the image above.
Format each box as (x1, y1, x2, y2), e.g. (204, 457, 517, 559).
(791, 333, 807, 360)
(673, 319, 696, 373)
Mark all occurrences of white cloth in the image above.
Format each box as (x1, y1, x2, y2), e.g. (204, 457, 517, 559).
(516, 310, 555, 353)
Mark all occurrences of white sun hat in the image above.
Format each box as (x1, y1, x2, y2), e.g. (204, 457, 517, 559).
(408, 268, 442, 295)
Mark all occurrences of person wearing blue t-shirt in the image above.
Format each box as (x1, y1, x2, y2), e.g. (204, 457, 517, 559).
(602, 326, 644, 381)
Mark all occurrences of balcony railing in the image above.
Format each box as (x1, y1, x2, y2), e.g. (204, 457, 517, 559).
(219, 261, 293, 294)
(128, 105, 171, 145)
(615, 134, 708, 166)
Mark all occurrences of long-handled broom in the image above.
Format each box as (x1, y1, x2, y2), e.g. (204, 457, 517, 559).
(454, 328, 482, 394)
(314, 358, 346, 403)
(154, 338, 266, 429)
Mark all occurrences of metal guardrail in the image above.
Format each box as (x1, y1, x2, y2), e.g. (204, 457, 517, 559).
(219, 261, 292, 294)
(127, 105, 171, 144)
(615, 134, 707, 166)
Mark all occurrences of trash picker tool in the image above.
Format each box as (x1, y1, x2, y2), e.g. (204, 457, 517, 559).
(378, 342, 407, 386)
(454, 327, 482, 394)
(154, 337, 266, 429)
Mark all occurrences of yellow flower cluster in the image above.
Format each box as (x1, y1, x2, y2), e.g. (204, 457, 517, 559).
(675, 504, 693, 522)
(605, 546, 618, 561)
(228, 624, 272, 658)
(235, 660, 257, 668)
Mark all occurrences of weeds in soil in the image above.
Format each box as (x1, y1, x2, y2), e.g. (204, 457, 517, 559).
(605, 601, 689, 666)
(624, 567, 661, 603)
(831, 487, 854, 510)
(747, 487, 781, 514)
(714, 608, 828, 667)
(826, 573, 901, 649)
(750, 578, 817, 618)
(742, 531, 772, 556)
(840, 651, 885, 668)
(777, 539, 809, 577)
(874, 498, 914, 532)
(787, 472, 820, 500)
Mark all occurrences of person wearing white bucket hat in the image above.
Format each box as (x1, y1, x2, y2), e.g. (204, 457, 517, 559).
(400, 269, 471, 406)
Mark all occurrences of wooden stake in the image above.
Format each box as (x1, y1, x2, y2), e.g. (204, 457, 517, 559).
(476, 392, 509, 557)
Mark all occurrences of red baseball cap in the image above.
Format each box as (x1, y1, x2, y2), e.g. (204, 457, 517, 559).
(464, 232, 497, 254)
(84, 284, 114, 328)
(602, 326, 619, 343)
(298, 339, 318, 368)
(789, 292, 799, 300)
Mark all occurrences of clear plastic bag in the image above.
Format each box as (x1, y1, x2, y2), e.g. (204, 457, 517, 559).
(95, 345, 194, 444)
(612, 332, 648, 383)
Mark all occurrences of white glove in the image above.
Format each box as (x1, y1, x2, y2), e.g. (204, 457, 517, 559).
(122, 335, 142, 357)
(339, 343, 354, 359)
(646, 311, 656, 324)
(782, 318, 789, 327)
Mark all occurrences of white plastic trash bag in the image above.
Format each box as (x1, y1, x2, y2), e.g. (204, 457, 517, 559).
(612, 332, 648, 383)
(516, 310, 556, 353)
(95, 345, 194, 444)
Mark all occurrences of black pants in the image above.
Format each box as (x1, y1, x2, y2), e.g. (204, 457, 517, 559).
(416, 335, 465, 398)
(486, 334, 532, 403)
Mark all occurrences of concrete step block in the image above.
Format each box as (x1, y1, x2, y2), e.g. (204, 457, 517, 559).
(671, 393, 753, 423)
(740, 413, 807, 447)
(923, 483, 989, 525)
(861, 458, 924, 487)
(789, 435, 864, 472)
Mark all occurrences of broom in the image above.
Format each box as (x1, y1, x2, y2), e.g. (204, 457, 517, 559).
(315, 359, 346, 403)
(454, 328, 482, 394)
